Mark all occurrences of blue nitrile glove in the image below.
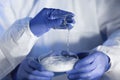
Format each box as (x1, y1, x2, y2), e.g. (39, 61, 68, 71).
(67, 51, 111, 80)
(13, 57, 54, 80)
(30, 8, 75, 36)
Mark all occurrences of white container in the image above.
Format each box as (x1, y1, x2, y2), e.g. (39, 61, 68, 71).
(38, 51, 78, 72)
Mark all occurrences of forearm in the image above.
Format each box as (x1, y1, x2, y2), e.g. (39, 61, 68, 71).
(0, 17, 38, 79)
(96, 29, 120, 71)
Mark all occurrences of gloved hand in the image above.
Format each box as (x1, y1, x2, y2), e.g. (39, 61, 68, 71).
(30, 8, 75, 36)
(67, 51, 111, 80)
(13, 57, 54, 80)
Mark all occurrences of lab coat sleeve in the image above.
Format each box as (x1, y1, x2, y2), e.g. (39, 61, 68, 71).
(96, 0, 120, 73)
(0, 17, 38, 79)
(96, 30, 120, 71)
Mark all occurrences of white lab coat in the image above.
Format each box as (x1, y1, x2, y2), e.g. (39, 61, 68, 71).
(0, 0, 120, 80)
(0, 0, 39, 79)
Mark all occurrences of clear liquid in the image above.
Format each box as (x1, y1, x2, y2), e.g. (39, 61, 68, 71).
(67, 29, 70, 52)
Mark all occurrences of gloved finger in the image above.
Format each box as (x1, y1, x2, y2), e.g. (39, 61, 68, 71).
(18, 66, 30, 79)
(49, 8, 74, 19)
(75, 54, 95, 69)
(22, 59, 34, 73)
(66, 19, 75, 24)
(28, 74, 51, 80)
(68, 72, 82, 80)
(48, 18, 63, 28)
(70, 68, 103, 80)
(28, 58, 46, 71)
(76, 61, 97, 73)
(67, 69, 78, 74)
(31, 70, 54, 77)
(66, 23, 74, 30)
(66, 16, 75, 24)
(49, 18, 74, 29)
(67, 62, 97, 75)
(68, 72, 92, 80)
(54, 23, 73, 29)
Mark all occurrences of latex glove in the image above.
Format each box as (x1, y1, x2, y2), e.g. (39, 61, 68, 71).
(30, 8, 75, 36)
(13, 57, 54, 80)
(67, 51, 111, 80)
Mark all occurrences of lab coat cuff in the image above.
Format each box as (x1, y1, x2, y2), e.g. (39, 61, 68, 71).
(11, 17, 39, 63)
(26, 17, 39, 39)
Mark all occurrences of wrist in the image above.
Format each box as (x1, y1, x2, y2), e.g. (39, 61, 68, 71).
(94, 50, 111, 72)
(105, 55, 111, 72)
(29, 19, 40, 37)
(29, 19, 50, 37)
(96, 45, 112, 72)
